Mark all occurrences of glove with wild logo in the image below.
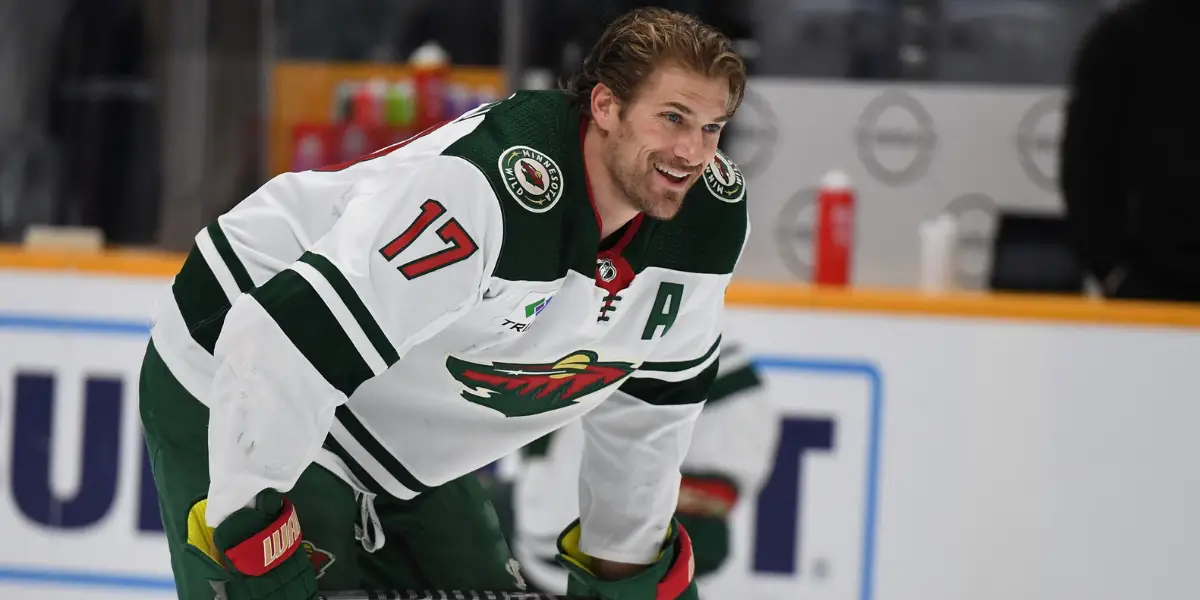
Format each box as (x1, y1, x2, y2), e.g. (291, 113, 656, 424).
(184, 490, 319, 600)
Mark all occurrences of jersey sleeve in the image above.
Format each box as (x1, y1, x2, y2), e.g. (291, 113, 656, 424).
(202, 154, 503, 526)
(576, 383, 706, 564)
(574, 282, 724, 563)
(680, 343, 780, 508)
(576, 229, 748, 563)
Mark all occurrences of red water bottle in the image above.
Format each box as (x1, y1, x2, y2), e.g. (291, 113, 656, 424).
(351, 78, 384, 127)
(409, 41, 450, 131)
(813, 170, 855, 286)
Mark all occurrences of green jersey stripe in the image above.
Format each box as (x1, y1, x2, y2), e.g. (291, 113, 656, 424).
(706, 364, 761, 405)
(335, 405, 432, 493)
(299, 252, 400, 365)
(638, 336, 722, 374)
(171, 246, 233, 354)
(322, 436, 390, 497)
(207, 221, 255, 293)
(619, 360, 719, 406)
(527, 360, 754, 454)
(519, 432, 554, 459)
(253, 269, 376, 397)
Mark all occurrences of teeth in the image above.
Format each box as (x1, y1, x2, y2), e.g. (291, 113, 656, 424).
(655, 163, 687, 178)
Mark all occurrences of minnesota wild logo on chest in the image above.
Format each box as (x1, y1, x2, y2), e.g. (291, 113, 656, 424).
(446, 351, 635, 417)
(443, 280, 691, 417)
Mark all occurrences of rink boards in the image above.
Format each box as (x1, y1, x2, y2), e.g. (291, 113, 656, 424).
(2, 251, 1200, 600)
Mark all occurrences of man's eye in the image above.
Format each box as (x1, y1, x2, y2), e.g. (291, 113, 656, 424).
(703, 124, 722, 134)
(664, 112, 683, 124)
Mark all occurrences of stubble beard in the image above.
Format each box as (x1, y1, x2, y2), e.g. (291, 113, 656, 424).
(603, 132, 687, 221)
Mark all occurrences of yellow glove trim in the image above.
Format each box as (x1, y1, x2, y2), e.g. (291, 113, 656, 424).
(558, 520, 674, 575)
(558, 521, 596, 575)
(186, 498, 222, 565)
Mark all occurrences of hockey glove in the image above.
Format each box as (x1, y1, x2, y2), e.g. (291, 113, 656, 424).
(555, 518, 698, 600)
(184, 490, 318, 600)
(675, 474, 738, 577)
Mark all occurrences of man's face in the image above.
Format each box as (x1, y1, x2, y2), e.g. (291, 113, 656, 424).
(600, 65, 731, 220)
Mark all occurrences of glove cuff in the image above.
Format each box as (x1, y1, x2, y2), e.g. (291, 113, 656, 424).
(187, 491, 304, 576)
(555, 518, 695, 600)
(657, 523, 694, 600)
(221, 496, 303, 576)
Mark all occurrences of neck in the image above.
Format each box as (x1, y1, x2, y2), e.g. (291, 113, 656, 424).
(582, 119, 640, 239)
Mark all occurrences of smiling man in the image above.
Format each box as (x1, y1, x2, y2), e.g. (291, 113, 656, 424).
(138, 7, 749, 600)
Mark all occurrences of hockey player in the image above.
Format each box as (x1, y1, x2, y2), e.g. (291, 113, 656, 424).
(138, 6, 749, 600)
(510, 341, 781, 593)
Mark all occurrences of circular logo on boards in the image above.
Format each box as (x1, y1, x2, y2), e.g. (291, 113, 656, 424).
(719, 85, 779, 179)
(498, 145, 564, 213)
(703, 149, 746, 203)
(1015, 95, 1063, 193)
(773, 186, 819, 280)
(854, 90, 937, 186)
(940, 193, 1000, 289)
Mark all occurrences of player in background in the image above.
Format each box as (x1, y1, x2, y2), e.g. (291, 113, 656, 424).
(510, 341, 781, 593)
(138, 7, 749, 600)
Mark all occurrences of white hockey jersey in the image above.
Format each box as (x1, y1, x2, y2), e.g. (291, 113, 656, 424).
(148, 90, 750, 564)
(511, 341, 781, 591)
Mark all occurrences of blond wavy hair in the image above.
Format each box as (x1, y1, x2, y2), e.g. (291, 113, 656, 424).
(562, 7, 747, 118)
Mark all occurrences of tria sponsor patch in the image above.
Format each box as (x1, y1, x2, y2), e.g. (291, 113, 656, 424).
(496, 292, 553, 333)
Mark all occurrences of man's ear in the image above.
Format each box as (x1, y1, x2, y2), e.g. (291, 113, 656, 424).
(590, 82, 621, 132)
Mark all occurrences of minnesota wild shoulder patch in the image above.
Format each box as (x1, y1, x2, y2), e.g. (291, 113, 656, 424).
(703, 150, 746, 203)
(498, 145, 564, 213)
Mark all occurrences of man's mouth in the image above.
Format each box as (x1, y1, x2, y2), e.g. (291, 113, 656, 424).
(653, 162, 690, 185)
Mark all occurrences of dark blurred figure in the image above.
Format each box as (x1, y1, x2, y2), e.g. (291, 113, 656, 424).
(0, 0, 72, 240)
(402, 0, 501, 65)
(51, 0, 158, 245)
(1059, 0, 1200, 302)
(143, 0, 264, 251)
(276, 0, 500, 66)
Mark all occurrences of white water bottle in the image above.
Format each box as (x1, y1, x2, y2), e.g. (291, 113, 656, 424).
(919, 213, 959, 293)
